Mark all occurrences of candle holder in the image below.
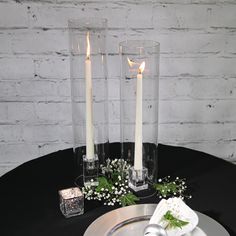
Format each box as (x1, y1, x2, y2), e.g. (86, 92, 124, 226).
(68, 18, 109, 186)
(83, 154, 99, 186)
(128, 166, 148, 192)
(59, 187, 84, 218)
(119, 40, 160, 184)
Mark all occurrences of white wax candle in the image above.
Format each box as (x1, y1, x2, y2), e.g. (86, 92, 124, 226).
(134, 62, 145, 170)
(85, 33, 94, 159)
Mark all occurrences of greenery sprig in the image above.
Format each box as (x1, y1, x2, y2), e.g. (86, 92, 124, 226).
(154, 176, 192, 200)
(82, 159, 191, 206)
(82, 159, 139, 206)
(163, 210, 189, 229)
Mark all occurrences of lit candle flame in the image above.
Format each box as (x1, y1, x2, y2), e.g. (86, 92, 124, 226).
(138, 61, 145, 74)
(86, 32, 90, 60)
(127, 57, 136, 67)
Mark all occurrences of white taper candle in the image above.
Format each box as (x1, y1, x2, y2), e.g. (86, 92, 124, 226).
(134, 61, 145, 170)
(85, 32, 94, 159)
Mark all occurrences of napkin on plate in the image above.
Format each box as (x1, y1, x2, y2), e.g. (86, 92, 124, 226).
(149, 197, 199, 236)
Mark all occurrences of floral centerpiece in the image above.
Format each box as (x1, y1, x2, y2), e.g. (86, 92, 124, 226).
(82, 159, 191, 206)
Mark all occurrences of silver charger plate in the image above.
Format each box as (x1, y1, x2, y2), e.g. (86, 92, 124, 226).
(84, 204, 230, 236)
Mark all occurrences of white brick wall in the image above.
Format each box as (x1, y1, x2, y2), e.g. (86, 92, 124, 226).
(0, 0, 236, 176)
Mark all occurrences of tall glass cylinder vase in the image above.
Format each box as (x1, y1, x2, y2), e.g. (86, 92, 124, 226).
(119, 40, 160, 190)
(68, 18, 108, 186)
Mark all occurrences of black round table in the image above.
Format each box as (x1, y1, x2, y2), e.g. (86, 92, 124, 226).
(0, 144, 235, 236)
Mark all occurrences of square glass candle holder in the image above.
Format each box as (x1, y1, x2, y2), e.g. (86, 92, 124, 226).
(128, 166, 148, 192)
(83, 154, 99, 187)
(59, 187, 84, 218)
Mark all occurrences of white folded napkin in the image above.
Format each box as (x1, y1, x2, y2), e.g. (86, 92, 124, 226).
(149, 197, 198, 236)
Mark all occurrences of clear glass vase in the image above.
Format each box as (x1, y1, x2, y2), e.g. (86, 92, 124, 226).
(68, 18, 108, 185)
(119, 40, 160, 184)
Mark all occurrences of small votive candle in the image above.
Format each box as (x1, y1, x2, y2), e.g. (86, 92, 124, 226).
(59, 187, 84, 218)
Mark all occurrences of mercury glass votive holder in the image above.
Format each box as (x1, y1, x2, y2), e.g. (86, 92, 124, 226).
(128, 166, 148, 192)
(59, 187, 84, 218)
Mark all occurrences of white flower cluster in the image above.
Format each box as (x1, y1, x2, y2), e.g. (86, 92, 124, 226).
(100, 158, 131, 179)
(156, 176, 192, 200)
(82, 159, 131, 206)
(83, 178, 130, 206)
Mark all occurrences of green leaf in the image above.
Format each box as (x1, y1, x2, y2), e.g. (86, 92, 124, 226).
(119, 193, 139, 207)
(163, 211, 189, 229)
(111, 171, 120, 183)
(96, 176, 113, 192)
(154, 182, 178, 197)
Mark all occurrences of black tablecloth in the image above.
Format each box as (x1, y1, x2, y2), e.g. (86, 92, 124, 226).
(0, 144, 236, 236)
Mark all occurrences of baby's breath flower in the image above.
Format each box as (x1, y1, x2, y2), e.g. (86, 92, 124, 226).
(154, 176, 191, 200)
(83, 158, 136, 206)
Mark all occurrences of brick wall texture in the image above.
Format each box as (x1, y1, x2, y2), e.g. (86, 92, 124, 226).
(0, 0, 236, 176)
